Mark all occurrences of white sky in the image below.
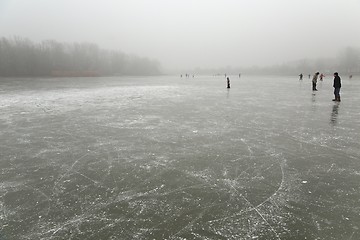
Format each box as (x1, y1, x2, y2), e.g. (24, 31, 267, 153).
(1, 0, 360, 70)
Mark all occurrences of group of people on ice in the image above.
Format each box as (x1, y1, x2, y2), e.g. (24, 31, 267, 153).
(299, 72, 342, 102)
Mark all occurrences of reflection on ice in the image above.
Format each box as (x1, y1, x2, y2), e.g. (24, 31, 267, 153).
(330, 103, 340, 126)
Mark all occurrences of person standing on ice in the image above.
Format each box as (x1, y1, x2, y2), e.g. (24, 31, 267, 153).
(227, 77, 230, 88)
(312, 72, 320, 91)
(299, 73, 303, 80)
(332, 72, 341, 102)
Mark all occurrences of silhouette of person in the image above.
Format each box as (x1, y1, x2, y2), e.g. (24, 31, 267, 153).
(312, 72, 320, 91)
(332, 72, 341, 101)
(227, 77, 230, 88)
(299, 73, 303, 80)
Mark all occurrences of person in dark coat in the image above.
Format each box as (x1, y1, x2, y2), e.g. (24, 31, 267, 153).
(227, 77, 230, 88)
(332, 72, 341, 102)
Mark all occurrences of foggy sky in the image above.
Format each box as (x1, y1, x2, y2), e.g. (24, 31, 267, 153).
(1, 0, 360, 71)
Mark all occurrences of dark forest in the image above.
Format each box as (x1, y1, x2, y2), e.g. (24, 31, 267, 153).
(0, 37, 161, 77)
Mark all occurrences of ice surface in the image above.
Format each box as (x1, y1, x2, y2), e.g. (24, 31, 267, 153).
(0, 75, 360, 239)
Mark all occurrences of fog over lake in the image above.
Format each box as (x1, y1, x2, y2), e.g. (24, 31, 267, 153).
(1, 1, 360, 239)
(1, 0, 360, 71)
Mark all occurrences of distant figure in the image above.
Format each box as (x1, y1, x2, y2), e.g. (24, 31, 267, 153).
(308, 74, 311, 79)
(180, 74, 182, 78)
(299, 73, 303, 80)
(239, 73, 241, 78)
(349, 75, 353, 79)
(227, 77, 230, 88)
(312, 72, 320, 91)
(192, 74, 194, 78)
(332, 72, 341, 102)
(320, 73, 324, 81)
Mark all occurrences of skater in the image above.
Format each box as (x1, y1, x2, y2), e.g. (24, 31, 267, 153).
(227, 77, 230, 88)
(332, 72, 341, 102)
(312, 72, 320, 91)
(299, 73, 303, 80)
(320, 73, 324, 81)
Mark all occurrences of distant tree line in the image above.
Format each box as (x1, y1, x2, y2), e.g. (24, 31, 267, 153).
(187, 47, 360, 76)
(0, 36, 161, 77)
(265, 47, 360, 76)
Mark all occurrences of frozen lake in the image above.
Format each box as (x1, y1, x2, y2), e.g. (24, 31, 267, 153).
(0, 75, 360, 239)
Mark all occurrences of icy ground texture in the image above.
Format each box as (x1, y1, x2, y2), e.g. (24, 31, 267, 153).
(0, 76, 360, 239)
